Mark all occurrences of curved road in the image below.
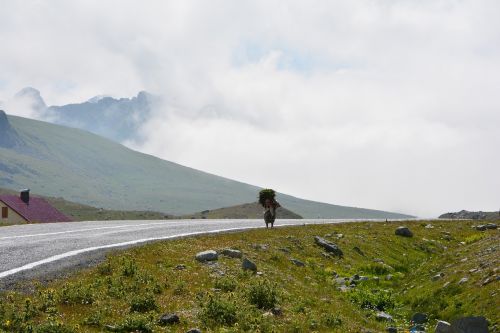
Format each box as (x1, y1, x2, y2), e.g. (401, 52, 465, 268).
(0, 218, 390, 288)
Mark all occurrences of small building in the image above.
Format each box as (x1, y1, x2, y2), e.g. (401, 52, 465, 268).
(0, 189, 71, 224)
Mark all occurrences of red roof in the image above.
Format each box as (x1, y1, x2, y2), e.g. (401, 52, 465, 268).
(0, 195, 72, 223)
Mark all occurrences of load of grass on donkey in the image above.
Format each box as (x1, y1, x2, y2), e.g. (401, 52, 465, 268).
(259, 189, 276, 207)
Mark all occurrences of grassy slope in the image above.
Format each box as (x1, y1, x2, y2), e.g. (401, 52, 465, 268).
(183, 202, 302, 219)
(0, 115, 411, 219)
(0, 220, 497, 332)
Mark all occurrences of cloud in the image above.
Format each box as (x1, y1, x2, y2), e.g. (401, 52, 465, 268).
(1, 0, 499, 216)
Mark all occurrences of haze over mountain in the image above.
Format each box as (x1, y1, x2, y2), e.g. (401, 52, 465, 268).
(3, 88, 153, 143)
(0, 111, 411, 218)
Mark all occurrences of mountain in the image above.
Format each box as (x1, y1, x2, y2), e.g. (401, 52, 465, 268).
(0, 111, 412, 218)
(44, 91, 155, 143)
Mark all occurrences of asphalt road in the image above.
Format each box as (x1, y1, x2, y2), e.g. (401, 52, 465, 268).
(0, 218, 389, 288)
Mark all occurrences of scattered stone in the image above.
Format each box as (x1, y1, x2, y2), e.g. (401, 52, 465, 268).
(375, 312, 393, 321)
(435, 320, 452, 333)
(373, 258, 384, 263)
(425, 224, 434, 229)
(412, 312, 428, 324)
(186, 329, 202, 333)
(395, 226, 413, 237)
(443, 281, 451, 288)
(290, 258, 305, 267)
(451, 316, 489, 333)
(335, 277, 347, 286)
(195, 250, 218, 262)
(353, 246, 365, 256)
(385, 274, 393, 281)
(482, 277, 493, 286)
(159, 313, 180, 325)
(175, 264, 186, 270)
(458, 277, 468, 285)
(252, 243, 269, 251)
(475, 225, 487, 231)
(469, 268, 478, 273)
(271, 307, 282, 316)
(242, 258, 257, 272)
(337, 233, 344, 239)
(314, 236, 343, 257)
(256, 271, 264, 276)
(359, 276, 369, 281)
(431, 272, 445, 281)
(386, 327, 397, 333)
(221, 249, 242, 258)
(411, 324, 426, 332)
(373, 276, 380, 283)
(460, 258, 468, 262)
(278, 247, 291, 253)
(485, 223, 498, 229)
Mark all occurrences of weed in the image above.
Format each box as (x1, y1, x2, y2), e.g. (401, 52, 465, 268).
(247, 279, 279, 309)
(121, 257, 138, 277)
(349, 286, 396, 311)
(214, 276, 238, 292)
(464, 233, 486, 244)
(321, 313, 343, 328)
(129, 293, 157, 313)
(198, 294, 238, 327)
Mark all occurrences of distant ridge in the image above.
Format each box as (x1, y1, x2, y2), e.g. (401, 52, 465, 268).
(0, 113, 413, 218)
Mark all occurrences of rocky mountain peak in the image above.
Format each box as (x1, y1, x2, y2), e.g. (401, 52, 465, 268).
(0, 110, 23, 148)
(14, 87, 47, 111)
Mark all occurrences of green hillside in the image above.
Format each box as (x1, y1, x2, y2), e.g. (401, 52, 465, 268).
(0, 112, 411, 218)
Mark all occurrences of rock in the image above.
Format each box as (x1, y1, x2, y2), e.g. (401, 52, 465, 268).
(335, 277, 347, 286)
(290, 258, 305, 267)
(252, 243, 269, 251)
(395, 226, 413, 237)
(271, 307, 282, 316)
(475, 225, 487, 231)
(353, 246, 365, 256)
(411, 324, 426, 332)
(373, 258, 384, 263)
(314, 236, 343, 257)
(159, 313, 180, 325)
(432, 272, 445, 281)
(485, 223, 497, 229)
(458, 277, 468, 284)
(435, 320, 452, 333)
(195, 250, 218, 262)
(412, 312, 428, 324)
(386, 327, 397, 333)
(425, 224, 434, 229)
(482, 277, 493, 286)
(221, 248, 242, 258)
(451, 316, 489, 333)
(375, 311, 393, 321)
(186, 329, 202, 333)
(385, 274, 393, 281)
(242, 258, 257, 272)
(278, 247, 291, 253)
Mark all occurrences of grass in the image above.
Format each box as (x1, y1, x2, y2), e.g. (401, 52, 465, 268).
(0, 220, 498, 332)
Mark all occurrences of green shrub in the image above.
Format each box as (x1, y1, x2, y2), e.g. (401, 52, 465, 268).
(321, 313, 342, 328)
(121, 257, 138, 277)
(361, 263, 394, 275)
(113, 313, 153, 333)
(58, 282, 95, 305)
(348, 287, 395, 311)
(129, 293, 157, 313)
(247, 279, 279, 310)
(198, 294, 238, 327)
(214, 277, 238, 292)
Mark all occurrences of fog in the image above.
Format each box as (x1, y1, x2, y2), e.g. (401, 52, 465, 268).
(1, 1, 499, 217)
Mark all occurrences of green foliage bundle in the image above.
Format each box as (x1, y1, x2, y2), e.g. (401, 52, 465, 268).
(258, 189, 276, 207)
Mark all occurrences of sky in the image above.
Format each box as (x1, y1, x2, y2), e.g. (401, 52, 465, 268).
(0, 0, 499, 217)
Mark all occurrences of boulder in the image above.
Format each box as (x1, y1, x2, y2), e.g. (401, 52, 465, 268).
(475, 225, 487, 231)
(290, 258, 305, 267)
(186, 329, 202, 333)
(195, 250, 218, 262)
(221, 248, 242, 258)
(451, 316, 489, 333)
(242, 258, 257, 272)
(485, 223, 497, 230)
(395, 226, 413, 237)
(458, 277, 468, 284)
(271, 307, 283, 316)
(411, 312, 428, 324)
(386, 328, 397, 333)
(159, 313, 180, 325)
(435, 320, 452, 333)
(375, 311, 393, 321)
(314, 236, 343, 257)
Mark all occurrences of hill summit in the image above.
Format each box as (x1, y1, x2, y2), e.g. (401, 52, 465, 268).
(0, 110, 23, 149)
